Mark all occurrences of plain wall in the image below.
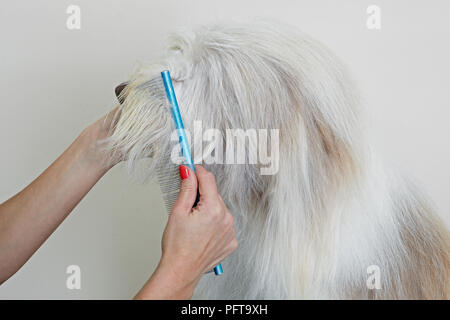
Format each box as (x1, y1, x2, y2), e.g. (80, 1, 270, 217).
(0, 0, 449, 299)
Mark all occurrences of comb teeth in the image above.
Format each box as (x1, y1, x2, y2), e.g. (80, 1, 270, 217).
(155, 148, 181, 213)
(135, 75, 180, 214)
(134, 77, 168, 105)
(135, 76, 165, 93)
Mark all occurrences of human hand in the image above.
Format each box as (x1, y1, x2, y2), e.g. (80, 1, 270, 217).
(78, 107, 122, 172)
(135, 165, 237, 299)
(161, 165, 237, 276)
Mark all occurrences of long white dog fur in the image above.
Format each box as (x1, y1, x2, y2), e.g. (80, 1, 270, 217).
(106, 21, 449, 299)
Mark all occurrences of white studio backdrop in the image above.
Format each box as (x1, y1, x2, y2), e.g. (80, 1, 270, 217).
(0, 0, 449, 298)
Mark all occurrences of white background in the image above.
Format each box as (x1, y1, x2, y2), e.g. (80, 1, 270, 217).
(0, 0, 449, 298)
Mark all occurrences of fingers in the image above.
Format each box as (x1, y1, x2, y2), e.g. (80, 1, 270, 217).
(101, 106, 121, 132)
(204, 234, 238, 274)
(171, 165, 198, 215)
(195, 165, 219, 200)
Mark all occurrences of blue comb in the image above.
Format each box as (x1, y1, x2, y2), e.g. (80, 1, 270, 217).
(161, 70, 224, 276)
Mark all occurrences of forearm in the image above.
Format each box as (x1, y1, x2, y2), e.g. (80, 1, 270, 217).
(0, 125, 110, 283)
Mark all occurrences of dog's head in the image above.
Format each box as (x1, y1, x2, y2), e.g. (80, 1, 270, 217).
(107, 21, 363, 213)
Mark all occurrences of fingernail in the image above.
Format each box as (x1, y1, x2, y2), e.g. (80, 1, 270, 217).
(179, 165, 189, 180)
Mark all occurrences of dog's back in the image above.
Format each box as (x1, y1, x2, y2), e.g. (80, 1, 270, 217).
(194, 157, 449, 299)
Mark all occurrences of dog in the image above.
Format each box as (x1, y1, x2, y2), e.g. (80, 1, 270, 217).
(107, 21, 449, 299)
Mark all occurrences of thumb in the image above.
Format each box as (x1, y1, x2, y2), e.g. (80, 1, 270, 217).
(171, 165, 198, 214)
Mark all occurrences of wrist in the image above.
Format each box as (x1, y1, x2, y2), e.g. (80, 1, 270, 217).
(135, 260, 200, 300)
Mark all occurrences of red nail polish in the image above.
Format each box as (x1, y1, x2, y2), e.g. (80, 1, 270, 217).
(179, 165, 189, 180)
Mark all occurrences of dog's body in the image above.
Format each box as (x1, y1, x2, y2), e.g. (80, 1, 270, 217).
(109, 22, 449, 299)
